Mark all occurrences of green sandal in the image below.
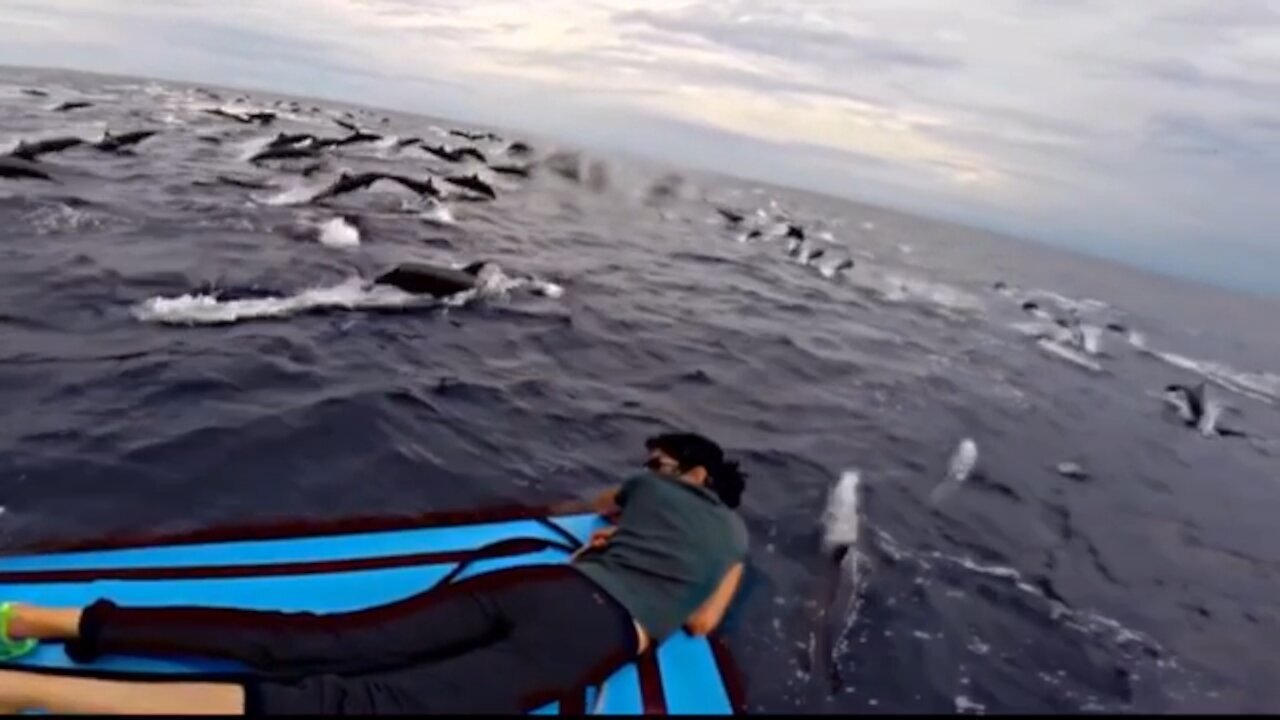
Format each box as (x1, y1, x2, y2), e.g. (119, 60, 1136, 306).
(0, 602, 37, 661)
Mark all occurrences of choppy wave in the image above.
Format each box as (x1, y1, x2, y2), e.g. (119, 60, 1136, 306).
(130, 264, 564, 326)
(1037, 339, 1104, 373)
(869, 526, 1170, 673)
(420, 201, 456, 226)
(1145, 349, 1280, 405)
(131, 277, 422, 325)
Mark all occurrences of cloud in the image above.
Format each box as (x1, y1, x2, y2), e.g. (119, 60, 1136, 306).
(615, 7, 963, 71)
(1145, 113, 1280, 172)
(1137, 58, 1280, 96)
(1153, 1, 1280, 29)
(2, 0, 1279, 293)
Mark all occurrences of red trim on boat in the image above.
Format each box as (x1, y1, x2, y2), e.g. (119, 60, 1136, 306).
(558, 689, 586, 715)
(0, 538, 570, 584)
(8, 504, 571, 555)
(637, 650, 669, 715)
(709, 635, 749, 714)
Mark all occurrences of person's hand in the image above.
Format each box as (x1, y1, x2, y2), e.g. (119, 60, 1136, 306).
(588, 526, 617, 549)
(572, 527, 617, 561)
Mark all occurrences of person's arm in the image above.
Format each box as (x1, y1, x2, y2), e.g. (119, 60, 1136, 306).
(569, 525, 618, 561)
(684, 562, 745, 636)
(549, 486, 622, 517)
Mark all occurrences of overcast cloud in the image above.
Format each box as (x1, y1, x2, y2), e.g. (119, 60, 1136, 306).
(2, 0, 1277, 292)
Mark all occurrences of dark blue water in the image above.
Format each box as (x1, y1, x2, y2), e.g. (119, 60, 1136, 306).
(3, 67, 1280, 713)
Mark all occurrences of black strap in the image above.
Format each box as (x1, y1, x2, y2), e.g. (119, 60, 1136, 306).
(536, 517, 587, 550)
(433, 536, 577, 588)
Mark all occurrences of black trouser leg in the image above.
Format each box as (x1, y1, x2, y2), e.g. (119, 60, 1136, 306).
(69, 568, 514, 675)
(247, 567, 638, 715)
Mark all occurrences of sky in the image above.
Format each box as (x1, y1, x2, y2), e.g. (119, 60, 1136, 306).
(2, 0, 1278, 294)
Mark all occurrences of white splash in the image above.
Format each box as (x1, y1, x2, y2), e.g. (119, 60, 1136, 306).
(237, 134, 276, 162)
(318, 217, 360, 248)
(439, 264, 565, 308)
(930, 439, 978, 505)
(816, 259, 854, 280)
(1162, 387, 1196, 424)
(1031, 289, 1109, 315)
(24, 202, 123, 236)
(936, 553, 1024, 583)
(1149, 350, 1279, 405)
(132, 277, 425, 326)
(955, 695, 987, 714)
(873, 273, 984, 313)
(822, 470, 861, 551)
(1197, 399, 1224, 437)
(1189, 384, 1232, 437)
(1023, 305, 1055, 323)
(530, 280, 565, 299)
(420, 201, 456, 226)
(256, 182, 324, 207)
(1078, 325, 1103, 356)
(1036, 339, 1104, 373)
(1055, 462, 1089, 480)
(948, 439, 979, 483)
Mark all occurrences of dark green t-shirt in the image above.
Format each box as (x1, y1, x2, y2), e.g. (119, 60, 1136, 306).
(574, 471, 749, 642)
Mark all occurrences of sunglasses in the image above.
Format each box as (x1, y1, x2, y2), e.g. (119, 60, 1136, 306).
(643, 457, 679, 473)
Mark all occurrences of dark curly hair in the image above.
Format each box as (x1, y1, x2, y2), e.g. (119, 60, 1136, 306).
(645, 433, 747, 509)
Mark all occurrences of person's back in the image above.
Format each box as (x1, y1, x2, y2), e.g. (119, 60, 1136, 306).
(574, 433, 749, 644)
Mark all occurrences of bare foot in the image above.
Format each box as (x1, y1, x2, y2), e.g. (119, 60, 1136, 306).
(2, 604, 35, 640)
(5, 604, 80, 641)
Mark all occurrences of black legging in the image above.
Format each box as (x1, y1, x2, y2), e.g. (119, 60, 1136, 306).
(67, 564, 638, 714)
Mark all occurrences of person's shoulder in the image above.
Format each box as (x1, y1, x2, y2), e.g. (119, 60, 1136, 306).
(618, 471, 657, 502)
(724, 510, 749, 555)
(624, 471, 659, 493)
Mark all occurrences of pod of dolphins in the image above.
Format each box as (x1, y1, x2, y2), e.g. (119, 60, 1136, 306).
(1, 85, 553, 297)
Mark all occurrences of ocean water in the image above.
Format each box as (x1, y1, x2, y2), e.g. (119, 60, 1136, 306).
(2, 66, 1279, 713)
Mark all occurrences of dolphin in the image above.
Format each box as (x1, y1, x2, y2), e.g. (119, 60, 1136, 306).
(421, 143, 487, 164)
(716, 207, 746, 226)
(1164, 383, 1248, 438)
(444, 174, 498, 200)
(374, 261, 490, 297)
(249, 146, 321, 163)
(204, 108, 274, 125)
(53, 101, 93, 112)
(0, 157, 54, 181)
(9, 136, 85, 161)
(449, 128, 501, 142)
(266, 132, 320, 150)
(93, 130, 159, 152)
(488, 163, 532, 178)
(311, 172, 440, 202)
